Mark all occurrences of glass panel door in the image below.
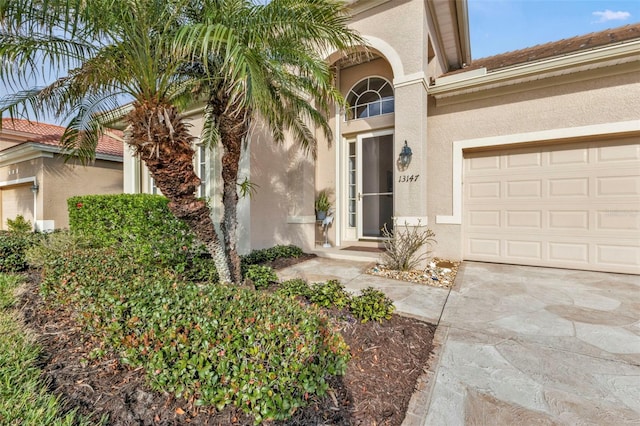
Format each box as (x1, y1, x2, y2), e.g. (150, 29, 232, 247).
(358, 133, 394, 238)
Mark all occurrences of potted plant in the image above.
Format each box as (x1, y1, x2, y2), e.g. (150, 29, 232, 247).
(315, 190, 332, 220)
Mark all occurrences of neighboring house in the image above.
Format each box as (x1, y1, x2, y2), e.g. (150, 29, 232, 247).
(0, 118, 123, 231)
(123, 0, 640, 274)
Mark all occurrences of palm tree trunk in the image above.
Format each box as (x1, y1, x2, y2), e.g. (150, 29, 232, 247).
(125, 101, 232, 284)
(219, 117, 246, 284)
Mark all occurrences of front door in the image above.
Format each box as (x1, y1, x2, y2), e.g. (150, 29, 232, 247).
(357, 132, 394, 238)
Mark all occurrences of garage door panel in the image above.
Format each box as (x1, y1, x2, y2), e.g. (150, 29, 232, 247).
(596, 244, 640, 267)
(506, 180, 541, 198)
(596, 144, 640, 162)
(467, 155, 500, 171)
(506, 151, 542, 168)
(548, 242, 589, 263)
(505, 240, 542, 259)
(467, 181, 501, 199)
(466, 234, 640, 270)
(463, 139, 640, 274)
(596, 175, 640, 197)
(596, 209, 640, 231)
(505, 210, 542, 228)
(548, 210, 589, 230)
(469, 210, 500, 227)
(548, 177, 589, 197)
(549, 147, 589, 165)
(468, 238, 501, 257)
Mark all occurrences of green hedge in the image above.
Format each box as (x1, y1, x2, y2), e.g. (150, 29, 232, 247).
(0, 232, 41, 273)
(67, 194, 207, 271)
(38, 236, 349, 423)
(241, 245, 303, 266)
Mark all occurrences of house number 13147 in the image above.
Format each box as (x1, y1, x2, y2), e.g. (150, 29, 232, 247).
(398, 174, 419, 183)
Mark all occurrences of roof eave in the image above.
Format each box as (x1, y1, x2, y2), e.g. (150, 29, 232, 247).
(429, 0, 471, 72)
(429, 39, 640, 98)
(0, 142, 122, 164)
(455, 0, 472, 67)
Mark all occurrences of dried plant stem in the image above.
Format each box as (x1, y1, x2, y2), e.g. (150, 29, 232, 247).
(381, 220, 436, 271)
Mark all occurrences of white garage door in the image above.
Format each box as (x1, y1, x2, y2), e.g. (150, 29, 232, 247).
(463, 138, 640, 274)
(1, 185, 34, 230)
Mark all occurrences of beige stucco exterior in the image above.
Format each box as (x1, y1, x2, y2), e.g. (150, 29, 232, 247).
(121, 0, 640, 272)
(0, 151, 122, 230)
(311, 2, 639, 273)
(427, 65, 640, 261)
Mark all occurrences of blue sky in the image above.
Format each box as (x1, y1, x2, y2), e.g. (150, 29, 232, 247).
(469, 0, 640, 59)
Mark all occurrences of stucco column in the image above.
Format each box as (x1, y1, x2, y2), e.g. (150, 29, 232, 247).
(123, 145, 140, 194)
(392, 78, 428, 225)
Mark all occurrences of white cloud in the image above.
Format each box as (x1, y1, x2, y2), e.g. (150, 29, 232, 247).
(592, 9, 631, 23)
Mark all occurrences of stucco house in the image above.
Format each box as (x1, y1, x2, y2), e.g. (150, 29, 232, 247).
(0, 118, 123, 231)
(124, 0, 640, 274)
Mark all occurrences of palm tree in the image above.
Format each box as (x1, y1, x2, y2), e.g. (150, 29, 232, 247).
(0, 0, 233, 282)
(177, 0, 363, 283)
(1, 0, 362, 285)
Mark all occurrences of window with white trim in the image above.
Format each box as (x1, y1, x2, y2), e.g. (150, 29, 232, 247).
(348, 141, 356, 227)
(149, 176, 158, 195)
(345, 77, 394, 121)
(197, 144, 208, 198)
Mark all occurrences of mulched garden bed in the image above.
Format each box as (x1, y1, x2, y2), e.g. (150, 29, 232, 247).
(17, 260, 436, 425)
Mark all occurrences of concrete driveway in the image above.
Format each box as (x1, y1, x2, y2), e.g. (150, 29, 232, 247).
(277, 257, 640, 424)
(417, 262, 640, 425)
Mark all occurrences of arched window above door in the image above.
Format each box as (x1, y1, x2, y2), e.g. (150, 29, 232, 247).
(345, 77, 394, 121)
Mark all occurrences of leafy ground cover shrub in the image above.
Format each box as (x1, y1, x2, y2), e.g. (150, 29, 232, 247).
(25, 231, 99, 270)
(36, 242, 349, 424)
(277, 278, 312, 299)
(243, 265, 278, 289)
(0, 231, 41, 273)
(309, 279, 351, 309)
(0, 274, 95, 426)
(241, 245, 303, 267)
(350, 287, 396, 323)
(277, 279, 396, 324)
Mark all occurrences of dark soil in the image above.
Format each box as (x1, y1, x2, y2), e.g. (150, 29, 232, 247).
(17, 259, 436, 425)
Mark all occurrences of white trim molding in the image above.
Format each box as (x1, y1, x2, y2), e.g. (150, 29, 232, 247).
(435, 120, 640, 225)
(361, 35, 405, 79)
(0, 144, 54, 165)
(0, 176, 37, 188)
(394, 72, 428, 91)
(323, 35, 404, 81)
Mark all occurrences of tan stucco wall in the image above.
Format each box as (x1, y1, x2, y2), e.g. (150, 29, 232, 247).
(426, 68, 640, 259)
(0, 154, 122, 230)
(248, 125, 316, 252)
(179, 113, 317, 253)
(42, 156, 122, 229)
(349, 0, 427, 76)
(0, 157, 41, 184)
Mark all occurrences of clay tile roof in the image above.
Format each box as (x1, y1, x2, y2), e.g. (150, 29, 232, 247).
(447, 22, 640, 75)
(1, 118, 123, 157)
